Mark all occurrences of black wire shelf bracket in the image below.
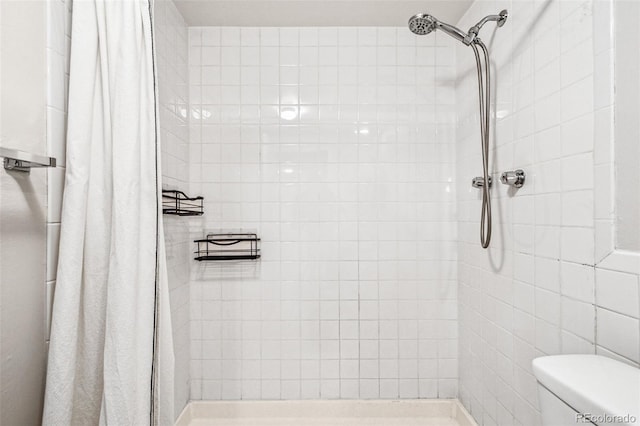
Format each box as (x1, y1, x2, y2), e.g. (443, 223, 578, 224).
(194, 233, 261, 261)
(162, 190, 204, 216)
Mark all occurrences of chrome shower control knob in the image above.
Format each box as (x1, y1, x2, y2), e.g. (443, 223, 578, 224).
(500, 169, 525, 188)
(472, 176, 492, 188)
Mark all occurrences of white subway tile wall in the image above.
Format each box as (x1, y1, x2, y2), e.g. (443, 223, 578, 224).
(455, 1, 640, 425)
(45, 0, 71, 342)
(154, 0, 192, 416)
(188, 26, 459, 401)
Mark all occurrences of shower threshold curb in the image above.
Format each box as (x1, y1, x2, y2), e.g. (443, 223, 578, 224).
(175, 399, 477, 426)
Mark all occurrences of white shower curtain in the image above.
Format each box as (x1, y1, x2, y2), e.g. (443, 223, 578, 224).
(43, 1, 174, 425)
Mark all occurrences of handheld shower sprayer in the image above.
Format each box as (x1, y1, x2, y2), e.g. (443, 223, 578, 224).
(408, 10, 508, 249)
(408, 14, 469, 43)
(408, 10, 508, 44)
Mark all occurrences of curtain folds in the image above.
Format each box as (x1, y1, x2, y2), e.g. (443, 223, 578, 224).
(43, 0, 174, 424)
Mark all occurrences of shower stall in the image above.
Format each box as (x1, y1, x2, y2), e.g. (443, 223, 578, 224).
(1, 0, 638, 425)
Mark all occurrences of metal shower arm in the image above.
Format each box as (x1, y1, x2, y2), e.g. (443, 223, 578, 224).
(467, 9, 508, 41)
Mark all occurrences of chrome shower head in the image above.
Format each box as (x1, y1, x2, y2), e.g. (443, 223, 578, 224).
(408, 14, 437, 35)
(408, 10, 508, 45)
(408, 13, 470, 44)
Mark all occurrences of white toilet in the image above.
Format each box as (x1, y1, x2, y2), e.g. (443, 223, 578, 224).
(533, 355, 640, 426)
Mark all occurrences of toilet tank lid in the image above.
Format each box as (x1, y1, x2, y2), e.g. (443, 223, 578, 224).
(533, 355, 640, 425)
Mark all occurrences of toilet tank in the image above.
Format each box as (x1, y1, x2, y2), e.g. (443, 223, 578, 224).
(533, 355, 640, 426)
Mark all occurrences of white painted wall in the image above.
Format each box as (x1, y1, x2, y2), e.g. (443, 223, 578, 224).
(173, 0, 472, 27)
(0, 1, 49, 424)
(455, 1, 639, 425)
(613, 0, 640, 252)
(187, 26, 459, 401)
(154, 0, 192, 417)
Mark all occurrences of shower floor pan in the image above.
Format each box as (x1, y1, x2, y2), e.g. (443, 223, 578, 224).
(175, 399, 477, 426)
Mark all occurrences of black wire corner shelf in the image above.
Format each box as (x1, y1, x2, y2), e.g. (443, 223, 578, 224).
(194, 233, 261, 261)
(162, 190, 204, 216)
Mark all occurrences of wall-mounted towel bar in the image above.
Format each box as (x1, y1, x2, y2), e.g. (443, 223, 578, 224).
(0, 147, 56, 173)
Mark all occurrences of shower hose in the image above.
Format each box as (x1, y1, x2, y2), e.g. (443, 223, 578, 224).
(471, 40, 492, 249)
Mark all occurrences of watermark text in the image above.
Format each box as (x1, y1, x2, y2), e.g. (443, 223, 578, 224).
(576, 413, 637, 424)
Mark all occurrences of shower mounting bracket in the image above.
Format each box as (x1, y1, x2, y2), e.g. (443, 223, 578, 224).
(497, 9, 508, 27)
(472, 176, 492, 188)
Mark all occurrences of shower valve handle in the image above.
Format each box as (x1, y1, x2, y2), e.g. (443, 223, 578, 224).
(500, 169, 525, 188)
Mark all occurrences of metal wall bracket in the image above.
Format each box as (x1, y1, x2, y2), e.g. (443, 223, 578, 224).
(472, 176, 492, 188)
(1, 147, 56, 174)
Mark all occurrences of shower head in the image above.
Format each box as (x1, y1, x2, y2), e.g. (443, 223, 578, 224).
(408, 14, 437, 35)
(408, 10, 508, 45)
(408, 13, 470, 44)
